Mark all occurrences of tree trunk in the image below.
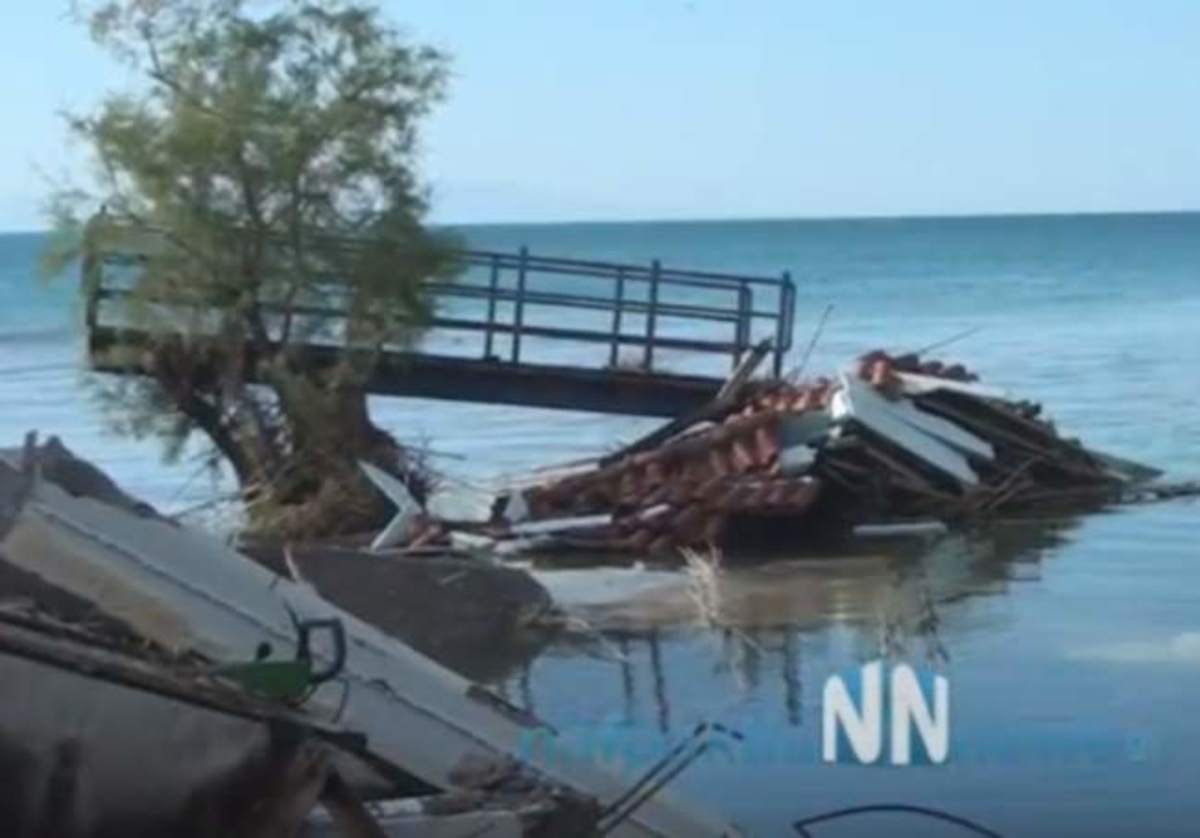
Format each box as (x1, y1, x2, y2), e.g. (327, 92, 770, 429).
(152, 344, 424, 541)
(149, 342, 255, 485)
(241, 363, 423, 540)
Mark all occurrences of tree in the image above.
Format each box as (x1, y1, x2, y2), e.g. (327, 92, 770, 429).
(45, 0, 461, 538)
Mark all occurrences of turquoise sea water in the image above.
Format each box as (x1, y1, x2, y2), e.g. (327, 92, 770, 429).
(2, 213, 1198, 835)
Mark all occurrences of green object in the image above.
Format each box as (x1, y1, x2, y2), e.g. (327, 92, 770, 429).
(216, 660, 316, 703)
(215, 618, 347, 704)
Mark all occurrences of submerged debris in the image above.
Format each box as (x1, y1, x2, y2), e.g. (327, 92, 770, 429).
(442, 351, 1169, 559)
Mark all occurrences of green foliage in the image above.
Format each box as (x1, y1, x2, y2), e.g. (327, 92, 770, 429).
(58, 0, 457, 324)
(47, 0, 459, 532)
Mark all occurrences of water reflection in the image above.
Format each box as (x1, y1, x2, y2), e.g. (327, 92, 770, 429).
(495, 505, 1200, 836)
(512, 515, 1082, 730)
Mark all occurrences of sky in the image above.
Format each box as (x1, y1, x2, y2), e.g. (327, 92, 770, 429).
(2, 1, 1200, 229)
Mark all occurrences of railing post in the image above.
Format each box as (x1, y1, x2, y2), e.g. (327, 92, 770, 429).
(609, 267, 626, 368)
(773, 271, 792, 378)
(734, 282, 751, 370)
(83, 251, 100, 333)
(643, 259, 661, 370)
(511, 246, 529, 363)
(484, 255, 500, 360)
(81, 217, 105, 335)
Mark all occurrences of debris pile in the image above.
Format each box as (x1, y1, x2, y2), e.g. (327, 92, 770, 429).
(0, 600, 410, 837)
(0, 440, 733, 837)
(475, 351, 1161, 557)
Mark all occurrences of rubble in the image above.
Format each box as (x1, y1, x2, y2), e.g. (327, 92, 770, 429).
(0, 444, 739, 837)
(244, 544, 556, 682)
(447, 350, 1170, 558)
(0, 602, 409, 837)
(0, 600, 605, 837)
(0, 345, 1191, 834)
(0, 350, 1188, 833)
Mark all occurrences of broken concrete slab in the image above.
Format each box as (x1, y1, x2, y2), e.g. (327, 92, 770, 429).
(0, 445, 740, 838)
(244, 545, 556, 683)
(0, 608, 413, 837)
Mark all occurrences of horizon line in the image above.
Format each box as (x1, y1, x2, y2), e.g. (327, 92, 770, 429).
(435, 206, 1200, 229)
(2, 205, 1199, 236)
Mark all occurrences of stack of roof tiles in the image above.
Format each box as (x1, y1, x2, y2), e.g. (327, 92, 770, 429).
(484, 350, 1147, 558)
(523, 428, 820, 552)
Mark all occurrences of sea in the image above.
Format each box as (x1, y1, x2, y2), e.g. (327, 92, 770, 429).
(2, 213, 1198, 835)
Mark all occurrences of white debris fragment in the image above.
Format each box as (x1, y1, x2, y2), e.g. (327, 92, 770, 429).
(359, 461, 420, 552)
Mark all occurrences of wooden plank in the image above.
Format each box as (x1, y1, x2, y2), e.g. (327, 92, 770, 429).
(716, 338, 773, 402)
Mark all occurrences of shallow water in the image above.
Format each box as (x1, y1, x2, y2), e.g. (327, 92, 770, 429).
(509, 506, 1200, 835)
(2, 214, 1198, 835)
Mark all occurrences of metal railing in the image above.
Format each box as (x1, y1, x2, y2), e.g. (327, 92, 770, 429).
(430, 248, 794, 376)
(84, 221, 797, 379)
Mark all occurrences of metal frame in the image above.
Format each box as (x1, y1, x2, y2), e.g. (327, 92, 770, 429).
(84, 222, 797, 382)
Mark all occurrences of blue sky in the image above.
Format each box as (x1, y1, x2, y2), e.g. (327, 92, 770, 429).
(2, 1, 1199, 229)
